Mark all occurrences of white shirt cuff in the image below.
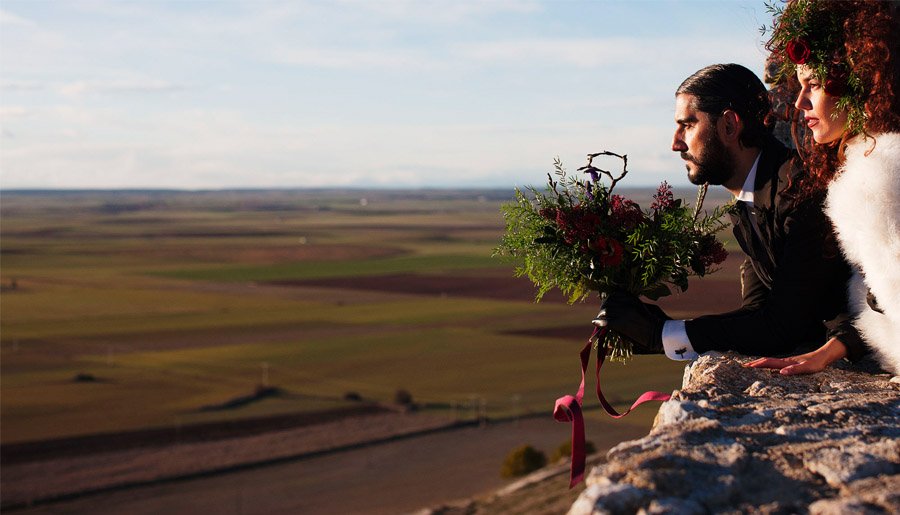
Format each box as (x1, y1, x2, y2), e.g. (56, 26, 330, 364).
(661, 320, 699, 361)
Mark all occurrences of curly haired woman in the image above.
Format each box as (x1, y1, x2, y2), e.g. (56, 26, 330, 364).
(747, 0, 900, 375)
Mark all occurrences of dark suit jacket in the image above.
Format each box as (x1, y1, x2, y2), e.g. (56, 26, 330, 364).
(684, 136, 864, 358)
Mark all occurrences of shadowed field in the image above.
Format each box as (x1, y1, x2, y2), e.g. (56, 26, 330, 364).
(1, 188, 740, 511)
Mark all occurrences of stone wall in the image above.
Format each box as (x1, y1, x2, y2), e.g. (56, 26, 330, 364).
(569, 353, 900, 514)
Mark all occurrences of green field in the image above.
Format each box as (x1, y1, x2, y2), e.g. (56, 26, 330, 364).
(1, 189, 732, 444)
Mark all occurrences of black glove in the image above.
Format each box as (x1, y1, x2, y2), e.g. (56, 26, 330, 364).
(592, 291, 669, 354)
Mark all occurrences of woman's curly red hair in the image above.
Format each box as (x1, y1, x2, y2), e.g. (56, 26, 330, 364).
(778, 0, 900, 198)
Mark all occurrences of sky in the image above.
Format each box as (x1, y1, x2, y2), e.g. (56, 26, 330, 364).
(0, 0, 777, 190)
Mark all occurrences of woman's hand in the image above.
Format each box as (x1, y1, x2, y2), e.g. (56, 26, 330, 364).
(744, 338, 848, 375)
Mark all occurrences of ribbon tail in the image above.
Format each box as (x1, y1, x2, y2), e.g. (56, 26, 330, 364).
(553, 395, 585, 488)
(595, 339, 671, 418)
(553, 326, 674, 488)
(552, 327, 602, 488)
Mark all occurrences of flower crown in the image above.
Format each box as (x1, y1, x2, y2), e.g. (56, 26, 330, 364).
(763, 0, 867, 135)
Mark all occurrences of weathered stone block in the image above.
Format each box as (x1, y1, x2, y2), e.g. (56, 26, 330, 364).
(569, 353, 900, 514)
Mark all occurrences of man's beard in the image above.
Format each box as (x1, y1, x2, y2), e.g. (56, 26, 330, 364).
(682, 132, 735, 186)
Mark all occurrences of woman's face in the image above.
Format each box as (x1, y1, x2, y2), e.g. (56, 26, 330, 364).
(794, 65, 849, 144)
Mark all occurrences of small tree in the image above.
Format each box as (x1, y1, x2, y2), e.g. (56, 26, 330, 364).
(551, 439, 596, 463)
(501, 444, 547, 478)
(394, 388, 413, 406)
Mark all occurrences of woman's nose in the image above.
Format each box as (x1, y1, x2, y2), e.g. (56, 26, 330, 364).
(794, 91, 812, 111)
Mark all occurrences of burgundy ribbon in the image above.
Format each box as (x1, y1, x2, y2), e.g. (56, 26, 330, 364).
(553, 326, 671, 488)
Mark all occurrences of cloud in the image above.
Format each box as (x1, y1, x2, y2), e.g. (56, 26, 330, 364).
(334, 0, 542, 24)
(269, 46, 433, 70)
(268, 33, 764, 73)
(0, 0, 773, 190)
(0, 106, 32, 118)
(0, 8, 35, 27)
(57, 80, 187, 97)
(0, 81, 45, 92)
(458, 36, 765, 69)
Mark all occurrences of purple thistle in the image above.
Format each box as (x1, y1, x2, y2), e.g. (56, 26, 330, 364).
(588, 170, 599, 183)
(585, 181, 594, 200)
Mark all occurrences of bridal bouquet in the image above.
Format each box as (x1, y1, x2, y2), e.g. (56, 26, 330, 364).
(495, 150, 729, 360)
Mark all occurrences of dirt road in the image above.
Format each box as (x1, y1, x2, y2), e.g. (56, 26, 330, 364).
(14, 414, 653, 515)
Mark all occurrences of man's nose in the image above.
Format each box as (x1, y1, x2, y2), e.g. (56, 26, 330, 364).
(672, 135, 687, 153)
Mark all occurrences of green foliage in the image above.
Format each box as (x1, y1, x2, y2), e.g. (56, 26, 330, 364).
(501, 444, 547, 478)
(498, 189, 585, 303)
(495, 153, 730, 360)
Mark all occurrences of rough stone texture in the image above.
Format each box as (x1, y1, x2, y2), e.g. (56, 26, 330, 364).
(569, 353, 900, 514)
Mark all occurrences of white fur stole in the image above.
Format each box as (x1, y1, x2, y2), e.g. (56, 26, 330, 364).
(825, 132, 900, 374)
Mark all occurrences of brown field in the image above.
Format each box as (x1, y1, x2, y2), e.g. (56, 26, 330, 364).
(279, 251, 745, 310)
(0, 189, 743, 513)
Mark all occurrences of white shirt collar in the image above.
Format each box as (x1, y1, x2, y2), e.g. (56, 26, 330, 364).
(734, 152, 761, 204)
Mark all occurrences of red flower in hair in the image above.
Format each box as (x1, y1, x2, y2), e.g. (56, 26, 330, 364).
(824, 64, 849, 96)
(824, 78, 847, 96)
(786, 39, 811, 64)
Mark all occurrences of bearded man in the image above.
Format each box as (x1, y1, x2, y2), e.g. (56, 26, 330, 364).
(593, 63, 865, 363)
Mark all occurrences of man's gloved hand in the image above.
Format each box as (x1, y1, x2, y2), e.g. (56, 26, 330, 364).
(592, 291, 670, 354)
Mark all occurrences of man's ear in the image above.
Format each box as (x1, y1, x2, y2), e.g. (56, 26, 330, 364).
(718, 109, 742, 143)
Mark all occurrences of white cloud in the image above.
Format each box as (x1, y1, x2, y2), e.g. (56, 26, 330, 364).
(57, 80, 186, 97)
(335, 0, 542, 24)
(0, 81, 45, 92)
(269, 46, 433, 70)
(0, 0, 773, 190)
(0, 8, 35, 27)
(0, 106, 31, 118)
(458, 36, 765, 69)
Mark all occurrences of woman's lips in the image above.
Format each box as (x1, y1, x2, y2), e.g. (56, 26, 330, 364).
(806, 117, 819, 128)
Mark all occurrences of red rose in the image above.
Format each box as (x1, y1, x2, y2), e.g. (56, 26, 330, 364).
(590, 236, 624, 267)
(786, 39, 811, 65)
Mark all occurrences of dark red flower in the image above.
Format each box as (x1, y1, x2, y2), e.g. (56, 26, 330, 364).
(824, 64, 849, 96)
(693, 234, 728, 274)
(610, 195, 645, 229)
(786, 39, 811, 65)
(539, 207, 557, 220)
(556, 205, 601, 245)
(590, 236, 624, 267)
(651, 181, 675, 210)
(555, 209, 575, 243)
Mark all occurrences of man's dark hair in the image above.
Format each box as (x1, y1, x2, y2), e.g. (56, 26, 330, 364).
(676, 63, 772, 149)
